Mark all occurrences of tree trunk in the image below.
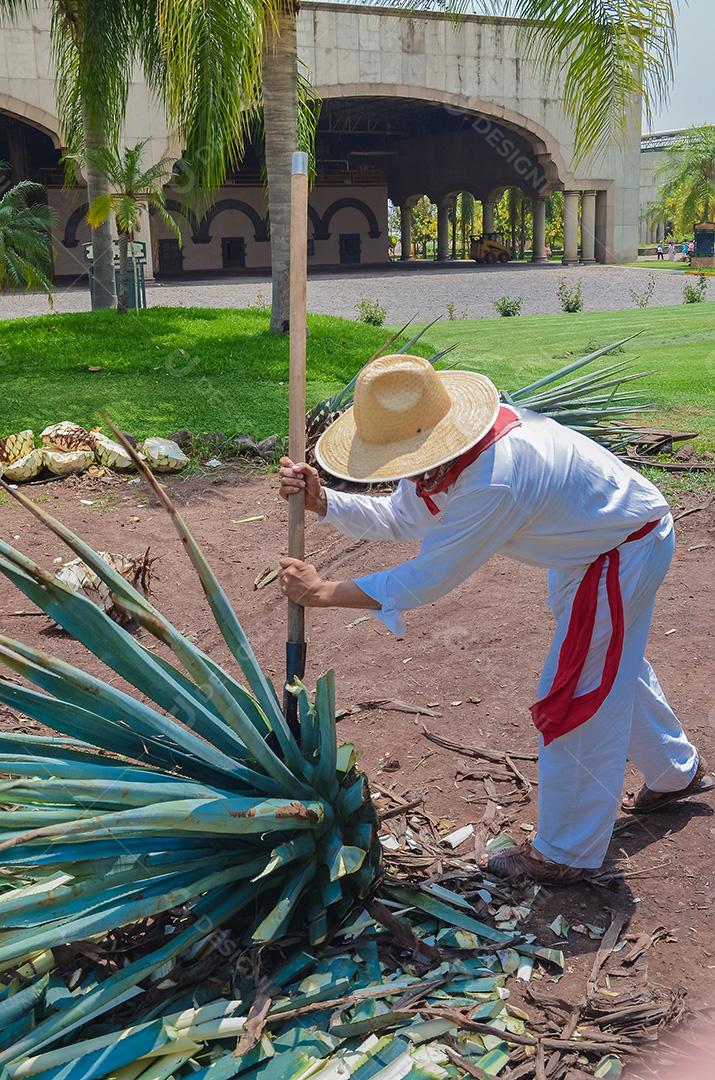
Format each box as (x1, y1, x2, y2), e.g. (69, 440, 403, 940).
(262, 8, 299, 334)
(117, 230, 129, 314)
(82, 104, 116, 310)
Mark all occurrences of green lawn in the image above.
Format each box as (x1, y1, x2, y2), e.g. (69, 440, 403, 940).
(425, 303, 715, 451)
(0, 307, 414, 441)
(0, 302, 713, 452)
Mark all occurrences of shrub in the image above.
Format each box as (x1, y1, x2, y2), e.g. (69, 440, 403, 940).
(493, 294, 523, 317)
(355, 298, 386, 326)
(629, 273, 657, 309)
(557, 278, 584, 313)
(683, 272, 708, 304)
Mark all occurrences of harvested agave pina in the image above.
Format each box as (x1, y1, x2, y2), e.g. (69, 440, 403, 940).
(0, 429, 35, 464)
(42, 447, 95, 476)
(141, 437, 189, 472)
(92, 432, 137, 471)
(3, 447, 44, 483)
(41, 421, 95, 452)
(55, 550, 153, 624)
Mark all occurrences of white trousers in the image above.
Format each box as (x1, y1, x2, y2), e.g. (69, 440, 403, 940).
(533, 516, 698, 868)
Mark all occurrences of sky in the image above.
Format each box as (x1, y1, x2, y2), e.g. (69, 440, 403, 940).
(649, 0, 713, 131)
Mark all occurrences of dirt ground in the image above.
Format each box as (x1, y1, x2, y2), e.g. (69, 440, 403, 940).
(1, 466, 714, 1058)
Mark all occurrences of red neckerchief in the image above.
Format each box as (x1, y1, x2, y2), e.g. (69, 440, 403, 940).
(415, 405, 522, 515)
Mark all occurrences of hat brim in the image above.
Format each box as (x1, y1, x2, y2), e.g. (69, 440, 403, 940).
(315, 370, 500, 483)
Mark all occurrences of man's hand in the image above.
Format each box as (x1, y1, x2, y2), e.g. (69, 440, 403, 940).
(278, 457, 327, 516)
(279, 557, 328, 606)
(279, 558, 381, 613)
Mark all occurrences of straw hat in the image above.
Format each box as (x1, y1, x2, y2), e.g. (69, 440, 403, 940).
(315, 354, 500, 482)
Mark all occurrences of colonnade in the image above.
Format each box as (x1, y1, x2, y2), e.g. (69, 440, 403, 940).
(399, 189, 607, 264)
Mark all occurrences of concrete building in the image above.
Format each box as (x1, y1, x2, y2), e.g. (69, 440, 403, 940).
(0, 1, 644, 281)
(639, 129, 683, 244)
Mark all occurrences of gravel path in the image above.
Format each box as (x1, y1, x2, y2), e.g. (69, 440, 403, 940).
(0, 262, 688, 322)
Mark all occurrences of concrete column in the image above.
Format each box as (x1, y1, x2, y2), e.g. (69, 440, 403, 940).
(437, 200, 450, 260)
(400, 202, 413, 261)
(531, 196, 547, 262)
(595, 190, 608, 263)
(580, 190, 596, 264)
(482, 199, 496, 233)
(562, 190, 580, 265)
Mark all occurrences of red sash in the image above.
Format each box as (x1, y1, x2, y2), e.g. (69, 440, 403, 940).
(531, 518, 662, 745)
(415, 405, 521, 515)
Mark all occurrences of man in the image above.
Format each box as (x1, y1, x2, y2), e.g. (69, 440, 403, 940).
(279, 354, 712, 883)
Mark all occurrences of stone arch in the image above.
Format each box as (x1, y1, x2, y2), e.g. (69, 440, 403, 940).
(0, 96, 62, 149)
(193, 199, 269, 243)
(151, 199, 202, 239)
(315, 84, 570, 189)
(62, 203, 89, 248)
(307, 204, 321, 237)
(314, 197, 382, 240)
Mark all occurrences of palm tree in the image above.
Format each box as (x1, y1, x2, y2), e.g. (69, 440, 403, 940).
(82, 140, 180, 313)
(0, 0, 280, 311)
(0, 167, 54, 298)
(262, 3, 299, 333)
(0, 1, 132, 309)
(656, 124, 715, 232)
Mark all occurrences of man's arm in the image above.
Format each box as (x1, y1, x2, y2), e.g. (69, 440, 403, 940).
(280, 485, 527, 633)
(278, 458, 433, 542)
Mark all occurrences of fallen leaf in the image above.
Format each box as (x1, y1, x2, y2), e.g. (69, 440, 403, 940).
(254, 567, 279, 589)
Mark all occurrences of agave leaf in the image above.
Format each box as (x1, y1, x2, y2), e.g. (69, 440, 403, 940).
(509, 336, 642, 400)
(0, 680, 195, 777)
(0, 638, 265, 790)
(250, 834, 316, 883)
(0, 867, 263, 972)
(252, 858, 317, 943)
(383, 886, 516, 945)
(99, 422, 305, 776)
(0, 509, 306, 796)
(0, 554, 257, 769)
(0, 886, 252, 1069)
(315, 671, 338, 798)
(0, 975, 48, 1029)
(0, 776, 231, 811)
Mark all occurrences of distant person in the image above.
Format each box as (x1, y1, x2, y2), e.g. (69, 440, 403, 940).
(688, 240, 695, 256)
(656, 243, 664, 260)
(681, 241, 689, 260)
(544, 243, 552, 258)
(667, 239, 676, 261)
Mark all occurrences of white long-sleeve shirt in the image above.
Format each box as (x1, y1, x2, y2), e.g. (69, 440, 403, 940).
(319, 408, 669, 634)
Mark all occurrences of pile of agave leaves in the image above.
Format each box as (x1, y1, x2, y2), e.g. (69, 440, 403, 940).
(0, 338, 657, 1079)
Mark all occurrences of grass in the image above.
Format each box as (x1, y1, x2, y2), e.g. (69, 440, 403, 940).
(0, 303, 713, 460)
(424, 303, 715, 452)
(623, 259, 715, 275)
(0, 307, 421, 442)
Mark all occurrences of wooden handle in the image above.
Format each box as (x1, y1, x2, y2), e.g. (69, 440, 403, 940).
(287, 153, 309, 652)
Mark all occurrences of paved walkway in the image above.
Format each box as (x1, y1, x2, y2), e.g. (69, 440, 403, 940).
(0, 262, 688, 322)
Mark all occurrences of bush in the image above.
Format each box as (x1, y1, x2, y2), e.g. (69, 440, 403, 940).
(629, 273, 657, 309)
(355, 298, 387, 326)
(557, 277, 584, 313)
(683, 272, 708, 304)
(493, 294, 523, 317)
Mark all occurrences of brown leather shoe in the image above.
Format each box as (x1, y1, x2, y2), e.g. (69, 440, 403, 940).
(480, 841, 587, 884)
(622, 755, 715, 815)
